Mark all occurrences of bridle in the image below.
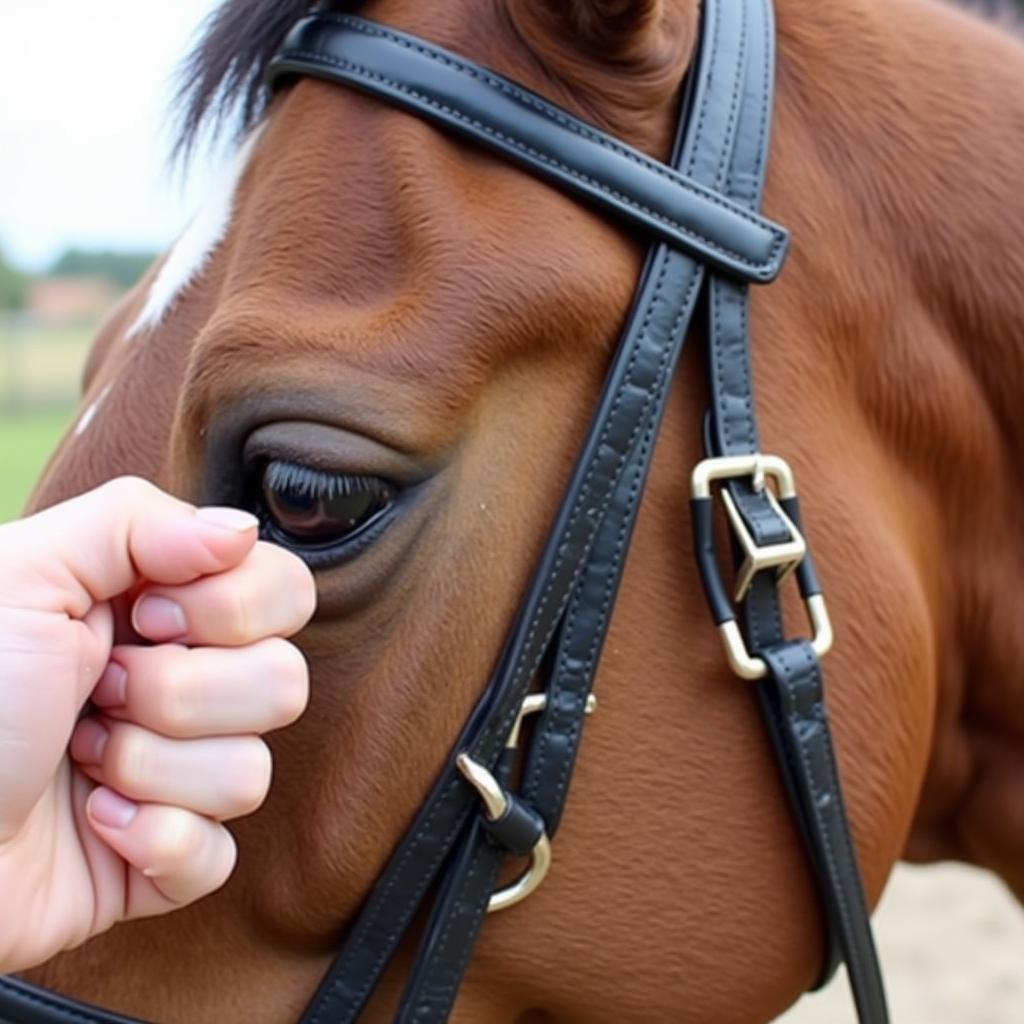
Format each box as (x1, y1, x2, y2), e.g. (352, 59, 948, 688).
(0, 0, 892, 1021)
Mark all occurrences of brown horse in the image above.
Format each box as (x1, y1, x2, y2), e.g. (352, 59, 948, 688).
(20, 0, 1024, 1020)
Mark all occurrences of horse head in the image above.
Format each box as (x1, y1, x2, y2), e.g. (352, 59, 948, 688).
(23, 0, 1024, 1021)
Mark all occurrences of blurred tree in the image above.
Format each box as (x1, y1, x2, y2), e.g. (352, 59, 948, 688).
(48, 248, 158, 290)
(0, 247, 27, 311)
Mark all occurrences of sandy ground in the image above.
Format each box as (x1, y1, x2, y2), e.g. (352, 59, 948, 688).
(776, 862, 1024, 1023)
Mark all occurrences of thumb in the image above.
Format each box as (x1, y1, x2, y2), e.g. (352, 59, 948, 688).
(0, 477, 259, 618)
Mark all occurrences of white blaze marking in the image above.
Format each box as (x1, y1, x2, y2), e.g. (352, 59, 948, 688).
(127, 126, 265, 339)
(74, 383, 113, 437)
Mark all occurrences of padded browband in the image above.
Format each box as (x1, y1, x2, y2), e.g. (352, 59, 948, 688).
(266, 15, 790, 283)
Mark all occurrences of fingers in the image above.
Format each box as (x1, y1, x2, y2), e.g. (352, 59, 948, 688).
(71, 719, 272, 820)
(0, 476, 261, 617)
(85, 789, 238, 911)
(92, 639, 309, 738)
(129, 540, 316, 646)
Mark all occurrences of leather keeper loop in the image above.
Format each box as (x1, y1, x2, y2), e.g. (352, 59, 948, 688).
(482, 795, 546, 857)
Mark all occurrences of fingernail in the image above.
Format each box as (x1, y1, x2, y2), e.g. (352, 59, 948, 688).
(132, 595, 187, 640)
(88, 787, 138, 829)
(195, 506, 259, 533)
(93, 661, 127, 707)
(72, 718, 109, 765)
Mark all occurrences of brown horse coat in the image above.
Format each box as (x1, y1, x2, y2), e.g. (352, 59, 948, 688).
(24, 0, 1024, 1020)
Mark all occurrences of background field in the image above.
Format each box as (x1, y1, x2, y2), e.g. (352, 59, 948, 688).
(0, 408, 71, 519)
(0, 317, 86, 520)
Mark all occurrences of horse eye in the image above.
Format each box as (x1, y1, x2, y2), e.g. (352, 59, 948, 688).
(258, 460, 395, 547)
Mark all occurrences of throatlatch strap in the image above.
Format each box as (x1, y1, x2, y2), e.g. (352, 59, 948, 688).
(267, 15, 789, 283)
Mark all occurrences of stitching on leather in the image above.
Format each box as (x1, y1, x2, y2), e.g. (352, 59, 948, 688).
(748, 0, 773, 203)
(311, 253, 678, 1019)
(725, 0, 772, 455)
(712, 0, 771, 464)
(531, 259, 701, 815)
(682, 0, 720, 178)
(711, 278, 734, 452)
(736, 285, 757, 453)
(774, 644, 866, 990)
(280, 26, 786, 272)
(803, 650, 877, 998)
(312, 271, 672, 1013)
(473, 254, 675, 757)
(285, 47, 777, 272)
(419, 844, 501, 1018)
(307, 781, 466, 1020)
(711, 0, 748, 191)
(320, 15, 782, 248)
(299, 8, 756, 1011)
(547, 418, 656, 810)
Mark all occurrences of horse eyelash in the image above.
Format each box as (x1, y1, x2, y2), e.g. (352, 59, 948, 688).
(263, 460, 392, 500)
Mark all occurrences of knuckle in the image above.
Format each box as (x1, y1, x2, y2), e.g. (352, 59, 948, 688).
(204, 585, 250, 643)
(223, 741, 273, 816)
(264, 640, 310, 726)
(104, 726, 150, 793)
(153, 651, 199, 735)
(104, 475, 158, 506)
(289, 558, 318, 626)
(150, 808, 204, 867)
(261, 544, 317, 629)
(207, 827, 239, 892)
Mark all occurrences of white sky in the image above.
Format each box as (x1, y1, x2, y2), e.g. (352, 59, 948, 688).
(0, 0, 222, 271)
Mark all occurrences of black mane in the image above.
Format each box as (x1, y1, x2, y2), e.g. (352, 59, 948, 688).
(174, 0, 324, 159)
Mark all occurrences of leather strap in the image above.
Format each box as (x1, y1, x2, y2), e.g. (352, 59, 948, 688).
(755, 640, 889, 1023)
(520, 0, 747, 839)
(692, 0, 889, 1015)
(295, 2, 751, 1018)
(0, 978, 138, 1024)
(374, 1, 772, 1019)
(267, 15, 789, 284)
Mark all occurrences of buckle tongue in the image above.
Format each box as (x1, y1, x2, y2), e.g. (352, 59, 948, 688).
(719, 485, 806, 602)
(690, 453, 832, 680)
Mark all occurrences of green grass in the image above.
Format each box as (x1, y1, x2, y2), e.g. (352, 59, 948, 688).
(0, 409, 75, 521)
(0, 317, 96, 521)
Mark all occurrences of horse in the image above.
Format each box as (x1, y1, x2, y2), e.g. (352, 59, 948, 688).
(13, 0, 1024, 1020)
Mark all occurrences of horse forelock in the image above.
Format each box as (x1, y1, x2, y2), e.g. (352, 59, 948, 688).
(175, 0, 698, 166)
(173, 0, 321, 161)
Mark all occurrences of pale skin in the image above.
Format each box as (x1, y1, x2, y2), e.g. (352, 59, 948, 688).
(0, 477, 316, 974)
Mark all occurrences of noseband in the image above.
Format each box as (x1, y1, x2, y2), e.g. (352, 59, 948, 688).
(0, 1, 891, 1021)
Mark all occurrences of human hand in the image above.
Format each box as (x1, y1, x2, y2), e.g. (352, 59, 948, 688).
(0, 477, 315, 973)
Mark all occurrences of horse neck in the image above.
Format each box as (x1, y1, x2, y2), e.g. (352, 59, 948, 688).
(785, 0, 1024, 895)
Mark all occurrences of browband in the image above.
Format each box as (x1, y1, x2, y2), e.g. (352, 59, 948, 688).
(267, 15, 790, 283)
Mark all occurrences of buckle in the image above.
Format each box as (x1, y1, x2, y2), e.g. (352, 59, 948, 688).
(691, 453, 805, 601)
(455, 692, 596, 913)
(456, 754, 552, 913)
(690, 453, 833, 681)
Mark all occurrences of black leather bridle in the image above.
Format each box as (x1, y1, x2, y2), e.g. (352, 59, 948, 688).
(0, 1, 891, 1021)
